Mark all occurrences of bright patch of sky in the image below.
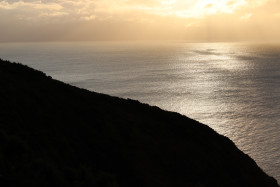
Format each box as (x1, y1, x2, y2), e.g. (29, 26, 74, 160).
(0, 0, 266, 21)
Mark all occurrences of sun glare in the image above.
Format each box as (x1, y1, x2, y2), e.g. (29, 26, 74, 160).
(154, 0, 247, 18)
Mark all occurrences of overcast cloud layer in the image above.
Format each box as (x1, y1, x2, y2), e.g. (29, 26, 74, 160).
(0, 0, 279, 42)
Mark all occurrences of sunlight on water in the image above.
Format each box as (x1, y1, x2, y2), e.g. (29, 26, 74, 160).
(0, 41, 279, 181)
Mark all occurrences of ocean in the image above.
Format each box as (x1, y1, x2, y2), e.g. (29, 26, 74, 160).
(0, 41, 279, 181)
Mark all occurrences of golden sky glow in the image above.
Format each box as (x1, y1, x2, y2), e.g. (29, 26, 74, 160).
(0, 0, 279, 42)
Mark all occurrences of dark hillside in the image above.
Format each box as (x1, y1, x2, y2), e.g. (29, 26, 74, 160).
(0, 59, 278, 186)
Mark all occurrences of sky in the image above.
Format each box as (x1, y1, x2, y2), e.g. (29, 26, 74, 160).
(0, 0, 280, 42)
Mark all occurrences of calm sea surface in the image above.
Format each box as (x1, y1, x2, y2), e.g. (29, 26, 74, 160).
(0, 41, 280, 181)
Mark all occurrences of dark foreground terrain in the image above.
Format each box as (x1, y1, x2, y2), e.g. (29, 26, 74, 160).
(0, 59, 278, 187)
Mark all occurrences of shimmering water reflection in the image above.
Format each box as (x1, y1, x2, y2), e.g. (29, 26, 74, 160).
(0, 42, 279, 181)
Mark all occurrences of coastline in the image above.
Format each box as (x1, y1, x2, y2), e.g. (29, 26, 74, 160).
(0, 58, 278, 186)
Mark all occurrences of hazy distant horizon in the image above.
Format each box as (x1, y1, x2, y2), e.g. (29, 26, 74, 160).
(0, 39, 280, 45)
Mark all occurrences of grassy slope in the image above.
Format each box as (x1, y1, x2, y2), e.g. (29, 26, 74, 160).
(0, 59, 278, 187)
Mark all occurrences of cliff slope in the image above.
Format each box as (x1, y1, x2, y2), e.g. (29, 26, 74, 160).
(0, 59, 278, 187)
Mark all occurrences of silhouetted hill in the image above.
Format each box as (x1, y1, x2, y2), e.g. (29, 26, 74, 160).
(0, 58, 278, 187)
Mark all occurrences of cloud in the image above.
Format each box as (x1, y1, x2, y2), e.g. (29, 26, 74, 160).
(0, 0, 63, 10)
(0, 0, 251, 21)
(0, 0, 66, 22)
(240, 13, 252, 20)
(0, 0, 279, 42)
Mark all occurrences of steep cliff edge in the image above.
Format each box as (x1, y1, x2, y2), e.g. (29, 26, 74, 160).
(0, 59, 278, 186)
